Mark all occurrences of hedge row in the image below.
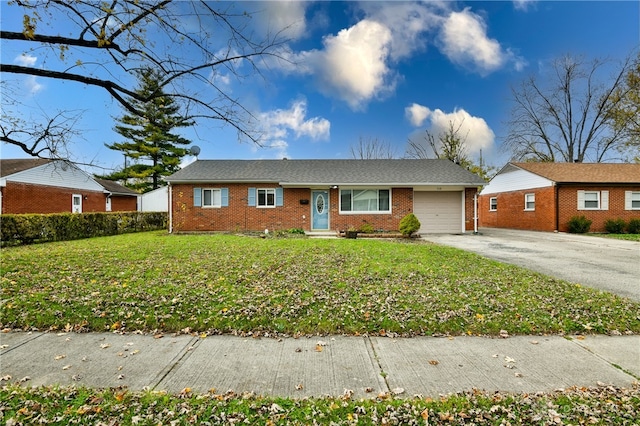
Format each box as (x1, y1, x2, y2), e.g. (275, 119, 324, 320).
(0, 212, 167, 247)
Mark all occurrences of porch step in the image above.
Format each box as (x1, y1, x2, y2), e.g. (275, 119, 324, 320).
(305, 231, 339, 239)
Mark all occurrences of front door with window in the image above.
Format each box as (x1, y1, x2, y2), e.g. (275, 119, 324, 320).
(72, 194, 82, 213)
(311, 190, 329, 230)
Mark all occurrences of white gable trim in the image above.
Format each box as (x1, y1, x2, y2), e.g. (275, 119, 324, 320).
(1, 161, 105, 192)
(481, 168, 553, 195)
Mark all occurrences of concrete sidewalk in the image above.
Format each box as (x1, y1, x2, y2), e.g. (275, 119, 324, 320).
(1, 332, 638, 398)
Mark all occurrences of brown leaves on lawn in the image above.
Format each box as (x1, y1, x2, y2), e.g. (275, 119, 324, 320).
(2, 383, 639, 425)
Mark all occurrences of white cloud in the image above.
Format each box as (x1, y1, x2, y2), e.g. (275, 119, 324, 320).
(513, 0, 537, 11)
(24, 75, 44, 95)
(258, 1, 308, 41)
(405, 103, 432, 127)
(439, 8, 507, 74)
(15, 54, 38, 67)
(407, 104, 495, 156)
(275, 3, 523, 109)
(360, 2, 444, 61)
(308, 19, 394, 110)
(257, 99, 330, 157)
(14, 54, 43, 95)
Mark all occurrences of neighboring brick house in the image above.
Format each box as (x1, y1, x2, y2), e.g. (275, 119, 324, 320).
(166, 159, 485, 234)
(479, 162, 640, 232)
(0, 159, 138, 214)
(95, 179, 139, 212)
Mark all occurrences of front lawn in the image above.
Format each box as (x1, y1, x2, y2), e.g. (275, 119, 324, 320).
(1, 231, 639, 336)
(1, 384, 639, 425)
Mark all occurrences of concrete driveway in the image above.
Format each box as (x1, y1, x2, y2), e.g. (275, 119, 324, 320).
(421, 228, 640, 302)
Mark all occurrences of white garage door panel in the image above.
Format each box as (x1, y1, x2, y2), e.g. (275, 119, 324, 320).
(414, 191, 462, 234)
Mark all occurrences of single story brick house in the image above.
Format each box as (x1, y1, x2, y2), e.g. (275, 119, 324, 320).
(166, 159, 486, 234)
(479, 162, 640, 232)
(0, 158, 138, 214)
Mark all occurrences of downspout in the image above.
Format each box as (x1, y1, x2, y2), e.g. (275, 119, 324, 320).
(554, 183, 559, 232)
(168, 182, 173, 233)
(474, 191, 478, 234)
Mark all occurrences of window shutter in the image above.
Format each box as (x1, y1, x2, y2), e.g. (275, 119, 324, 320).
(248, 187, 256, 206)
(625, 191, 632, 210)
(194, 187, 202, 207)
(276, 187, 284, 206)
(221, 188, 229, 207)
(601, 190, 609, 210)
(577, 190, 585, 210)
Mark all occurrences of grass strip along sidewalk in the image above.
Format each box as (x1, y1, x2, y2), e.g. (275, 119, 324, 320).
(2, 231, 639, 424)
(1, 231, 639, 337)
(1, 383, 639, 425)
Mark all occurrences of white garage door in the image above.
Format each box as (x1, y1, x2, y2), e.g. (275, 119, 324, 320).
(413, 191, 462, 234)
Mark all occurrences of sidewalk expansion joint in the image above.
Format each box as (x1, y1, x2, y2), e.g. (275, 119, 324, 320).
(364, 336, 391, 393)
(151, 336, 201, 390)
(569, 338, 640, 381)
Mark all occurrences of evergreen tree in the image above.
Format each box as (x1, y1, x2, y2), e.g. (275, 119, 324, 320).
(99, 68, 193, 192)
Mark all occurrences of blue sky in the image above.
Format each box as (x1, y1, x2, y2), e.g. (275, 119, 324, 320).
(1, 1, 639, 175)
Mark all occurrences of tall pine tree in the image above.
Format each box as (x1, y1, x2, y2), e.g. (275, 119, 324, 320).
(99, 68, 193, 192)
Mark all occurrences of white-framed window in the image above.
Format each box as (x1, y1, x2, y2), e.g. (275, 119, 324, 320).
(339, 189, 390, 213)
(257, 188, 276, 208)
(193, 187, 228, 208)
(489, 197, 497, 211)
(625, 191, 640, 210)
(247, 187, 283, 208)
(577, 190, 608, 211)
(524, 193, 535, 211)
(203, 188, 222, 207)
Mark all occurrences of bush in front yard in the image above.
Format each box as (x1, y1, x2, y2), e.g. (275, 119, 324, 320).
(399, 213, 421, 236)
(567, 215, 592, 233)
(604, 218, 626, 234)
(627, 218, 640, 234)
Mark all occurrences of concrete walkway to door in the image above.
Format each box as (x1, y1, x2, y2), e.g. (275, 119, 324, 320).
(421, 228, 640, 302)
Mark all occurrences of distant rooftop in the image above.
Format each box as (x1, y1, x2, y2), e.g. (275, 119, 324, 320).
(511, 162, 640, 184)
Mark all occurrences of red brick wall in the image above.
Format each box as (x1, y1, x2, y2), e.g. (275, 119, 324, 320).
(464, 187, 479, 231)
(479, 186, 556, 231)
(557, 185, 640, 232)
(170, 184, 416, 233)
(480, 185, 640, 232)
(110, 195, 138, 212)
(1, 182, 106, 214)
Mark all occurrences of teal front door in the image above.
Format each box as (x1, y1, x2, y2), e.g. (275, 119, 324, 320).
(312, 190, 329, 230)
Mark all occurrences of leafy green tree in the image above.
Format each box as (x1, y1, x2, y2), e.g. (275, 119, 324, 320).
(98, 68, 192, 192)
(608, 52, 640, 161)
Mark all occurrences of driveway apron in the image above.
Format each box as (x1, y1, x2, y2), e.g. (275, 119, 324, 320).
(421, 228, 640, 302)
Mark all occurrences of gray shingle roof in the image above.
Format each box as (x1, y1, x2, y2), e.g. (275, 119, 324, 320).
(95, 178, 140, 196)
(167, 159, 485, 186)
(0, 159, 52, 177)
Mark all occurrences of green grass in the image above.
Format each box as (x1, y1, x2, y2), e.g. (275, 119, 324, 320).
(1, 384, 639, 425)
(590, 233, 640, 242)
(2, 231, 639, 336)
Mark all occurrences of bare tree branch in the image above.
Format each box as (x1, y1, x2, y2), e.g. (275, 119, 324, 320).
(1, 0, 290, 159)
(504, 54, 634, 163)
